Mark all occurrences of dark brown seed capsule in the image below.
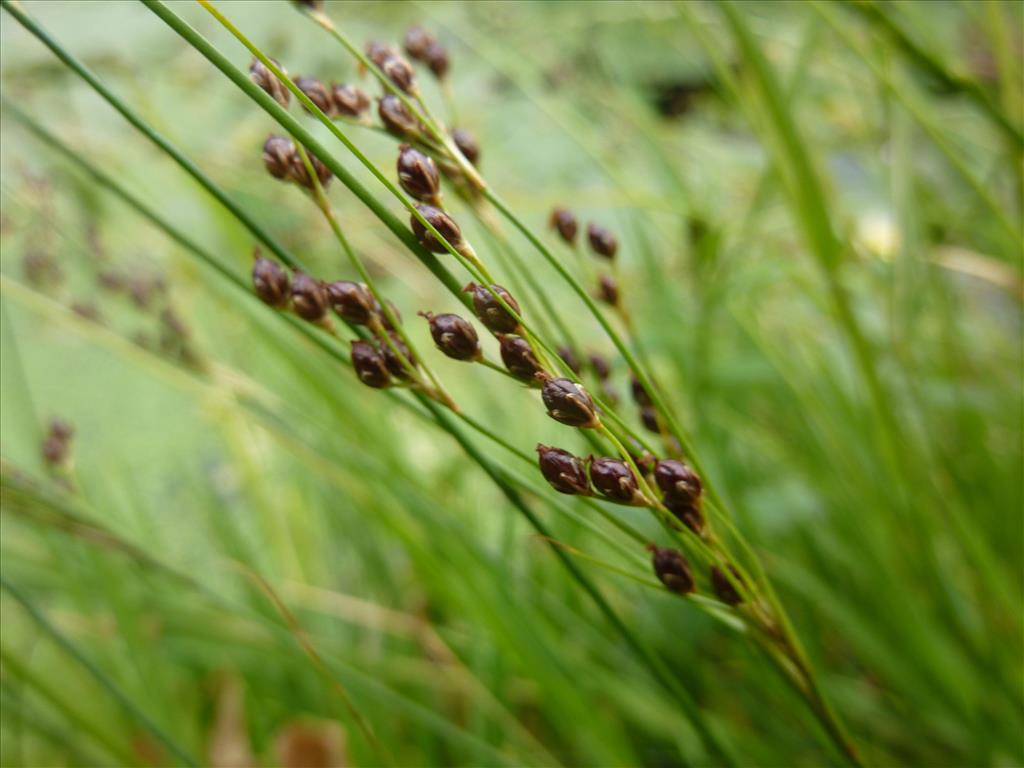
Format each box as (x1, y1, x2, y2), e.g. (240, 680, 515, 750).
(649, 545, 695, 594)
(589, 457, 643, 504)
(465, 283, 520, 333)
(365, 40, 397, 68)
(640, 406, 659, 433)
(587, 222, 618, 260)
(262, 134, 295, 180)
(381, 55, 416, 94)
(631, 376, 652, 407)
(249, 57, 290, 108)
(654, 460, 703, 505)
(666, 497, 705, 535)
(451, 128, 479, 165)
(332, 83, 370, 117)
(597, 274, 619, 306)
(379, 94, 420, 138)
(710, 565, 744, 606)
(411, 204, 462, 253)
(498, 334, 544, 381)
(350, 340, 391, 389)
(403, 25, 435, 60)
(588, 353, 611, 380)
(557, 345, 581, 375)
(294, 76, 335, 116)
(326, 280, 375, 324)
(536, 444, 592, 495)
(290, 271, 328, 322)
(381, 332, 415, 380)
(252, 254, 290, 308)
(421, 311, 480, 361)
(289, 148, 332, 190)
(397, 144, 440, 203)
(549, 207, 578, 245)
(425, 41, 449, 79)
(540, 376, 600, 428)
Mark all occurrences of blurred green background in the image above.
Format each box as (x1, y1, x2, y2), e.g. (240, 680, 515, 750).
(1, 1, 1021, 766)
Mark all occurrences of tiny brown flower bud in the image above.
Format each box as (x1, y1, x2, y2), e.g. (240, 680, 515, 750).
(379, 94, 420, 138)
(710, 565, 744, 606)
(588, 353, 611, 380)
(250, 57, 290, 108)
(381, 332, 416, 380)
(404, 25, 435, 60)
(649, 545, 695, 594)
(549, 207, 578, 245)
(557, 345, 581, 375)
(654, 460, 702, 505)
(332, 83, 370, 117)
(290, 271, 328, 322)
(597, 274, 619, 306)
(326, 280, 375, 324)
(451, 128, 479, 165)
(666, 497, 705, 535)
(536, 444, 591, 495)
(253, 254, 290, 308)
(411, 204, 462, 253)
(498, 334, 544, 381)
(425, 41, 449, 79)
(263, 134, 294, 180)
(589, 457, 644, 504)
(397, 144, 440, 203)
(366, 40, 398, 68)
(421, 311, 480, 361)
(540, 376, 600, 428)
(640, 406, 659, 433)
(350, 340, 391, 389)
(587, 222, 618, 260)
(631, 376, 652, 407)
(294, 76, 335, 116)
(381, 55, 417, 94)
(289, 148, 332, 190)
(465, 283, 520, 333)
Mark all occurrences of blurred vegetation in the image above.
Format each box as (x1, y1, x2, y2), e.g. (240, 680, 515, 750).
(1, 1, 1021, 766)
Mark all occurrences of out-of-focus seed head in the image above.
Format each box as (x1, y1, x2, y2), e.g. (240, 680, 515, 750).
(411, 204, 462, 253)
(589, 457, 643, 504)
(710, 565, 744, 606)
(381, 55, 417, 94)
(539, 376, 600, 428)
(404, 25, 435, 60)
(381, 332, 416, 380)
(421, 311, 480, 361)
(640, 406, 660, 433)
(252, 253, 290, 308)
(631, 376, 652, 407)
(666, 497, 705, 535)
(600, 380, 620, 407)
(588, 353, 611, 380)
(263, 134, 295, 180)
(498, 334, 544, 381)
(379, 94, 420, 138)
(366, 40, 398, 68)
(397, 144, 441, 203)
(536, 444, 592, 495)
(23, 250, 62, 289)
(294, 76, 335, 116)
(648, 545, 695, 594)
(451, 128, 480, 165)
(378, 299, 402, 331)
(549, 207, 578, 245)
(425, 41, 450, 79)
(290, 271, 328, 322)
(42, 418, 73, 467)
(332, 83, 370, 117)
(350, 340, 391, 389)
(557, 345, 582, 375)
(289, 147, 332, 190)
(587, 222, 618, 260)
(250, 57, 291, 108)
(71, 302, 102, 323)
(48, 418, 74, 443)
(654, 459, 703, 504)
(465, 283, 520, 333)
(292, 0, 323, 10)
(326, 280, 375, 324)
(598, 274, 619, 306)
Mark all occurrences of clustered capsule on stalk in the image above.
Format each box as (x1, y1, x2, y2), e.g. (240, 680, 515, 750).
(41, 418, 73, 468)
(250, 57, 291, 108)
(710, 565, 744, 606)
(397, 144, 441, 205)
(262, 134, 332, 190)
(498, 334, 544, 381)
(249, 59, 370, 122)
(648, 545, 695, 594)
(420, 311, 481, 361)
(539, 374, 601, 428)
(655, 459, 705, 534)
(536, 445, 592, 496)
(402, 24, 450, 80)
(411, 204, 462, 252)
(465, 282, 520, 333)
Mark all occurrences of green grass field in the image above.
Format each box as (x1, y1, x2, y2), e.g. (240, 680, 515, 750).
(1, 2, 1021, 766)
